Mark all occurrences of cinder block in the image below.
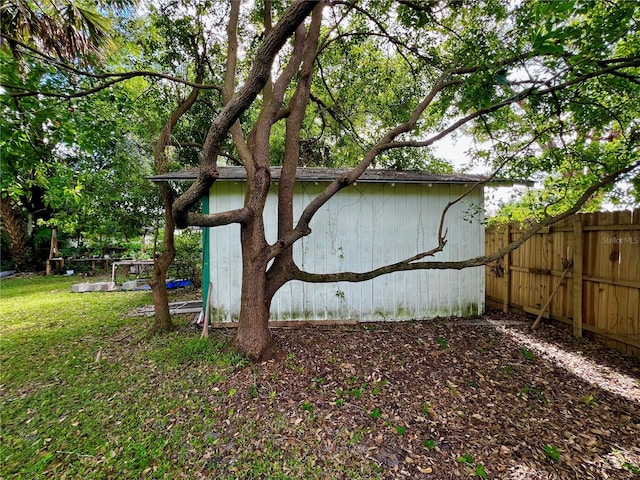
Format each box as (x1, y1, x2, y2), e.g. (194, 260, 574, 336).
(71, 283, 92, 293)
(122, 280, 138, 290)
(93, 282, 110, 292)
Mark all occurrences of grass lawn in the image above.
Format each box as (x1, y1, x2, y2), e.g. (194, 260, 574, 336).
(0, 275, 245, 479)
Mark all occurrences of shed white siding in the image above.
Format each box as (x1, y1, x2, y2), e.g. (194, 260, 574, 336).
(206, 180, 485, 322)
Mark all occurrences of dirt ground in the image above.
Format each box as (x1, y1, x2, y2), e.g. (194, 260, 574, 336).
(206, 310, 640, 479)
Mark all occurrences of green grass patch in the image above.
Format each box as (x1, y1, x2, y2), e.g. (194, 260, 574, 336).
(1, 271, 385, 477)
(0, 275, 240, 479)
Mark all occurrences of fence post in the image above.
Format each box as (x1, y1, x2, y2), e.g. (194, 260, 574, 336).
(572, 217, 583, 338)
(503, 224, 511, 313)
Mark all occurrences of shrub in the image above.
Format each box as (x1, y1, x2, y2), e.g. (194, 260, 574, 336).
(169, 229, 202, 287)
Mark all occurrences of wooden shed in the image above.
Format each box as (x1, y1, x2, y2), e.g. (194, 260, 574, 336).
(156, 167, 488, 323)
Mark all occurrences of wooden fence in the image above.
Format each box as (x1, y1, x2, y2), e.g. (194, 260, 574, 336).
(485, 209, 640, 358)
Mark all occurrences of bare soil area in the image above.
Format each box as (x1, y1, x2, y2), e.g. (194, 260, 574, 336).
(206, 310, 640, 479)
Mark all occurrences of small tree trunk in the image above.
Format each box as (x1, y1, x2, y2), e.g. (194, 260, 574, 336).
(150, 259, 175, 332)
(148, 70, 203, 333)
(149, 183, 176, 333)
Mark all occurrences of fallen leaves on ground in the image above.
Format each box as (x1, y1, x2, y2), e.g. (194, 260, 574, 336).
(6, 305, 639, 479)
(203, 310, 640, 479)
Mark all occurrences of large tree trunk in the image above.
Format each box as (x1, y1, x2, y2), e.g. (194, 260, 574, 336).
(235, 213, 273, 361)
(204, 1, 321, 360)
(235, 262, 272, 361)
(0, 195, 29, 270)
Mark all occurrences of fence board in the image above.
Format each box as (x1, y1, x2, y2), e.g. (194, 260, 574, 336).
(486, 209, 640, 358)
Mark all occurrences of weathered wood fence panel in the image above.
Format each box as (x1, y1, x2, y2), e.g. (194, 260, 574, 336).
(486, 209, 640, 358)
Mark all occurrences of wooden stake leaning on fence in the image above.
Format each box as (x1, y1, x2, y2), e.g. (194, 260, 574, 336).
(201, 282, 213, 339)
(531, 260, 573, 330)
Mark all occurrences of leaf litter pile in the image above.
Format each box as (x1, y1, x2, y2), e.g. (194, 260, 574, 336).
(202, 311, 640, 479)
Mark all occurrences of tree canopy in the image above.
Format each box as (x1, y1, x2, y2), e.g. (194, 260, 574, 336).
(0, 0, 170, 266)
(1, 0, 638, 357)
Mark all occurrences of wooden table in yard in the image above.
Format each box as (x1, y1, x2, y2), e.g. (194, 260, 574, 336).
(45, 257, 65, 275)
(111, 260, 154, 283)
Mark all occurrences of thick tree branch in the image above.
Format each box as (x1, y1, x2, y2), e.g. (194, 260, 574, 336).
(384, 57, 640, 151)
(250, 16, 308, 139)
(291, 160, 639, 283)
(224, 0, 251, 166)
(269, 24, 307, 120)
(280, 131, 542, 286)
(172, 0, 319, 228)
(262, 0, 275, 105)
(185, 208, 250, 227)
(279, 3, 324, 213)
(266, 2, 325, 296)
(270, 74, 462, 255)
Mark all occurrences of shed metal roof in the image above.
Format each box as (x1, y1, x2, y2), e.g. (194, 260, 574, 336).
(149, 166, 502, 185)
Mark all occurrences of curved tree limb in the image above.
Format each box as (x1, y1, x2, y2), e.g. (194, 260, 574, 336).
(268, 54, 638, 258)
(150, 47, 206, 333)
(265, 2, 325, 297)
(172, 0, 320, 228)
(1, 34, 223, 97)
(249, 14, 309, 142)
(386, 57, 640, 150)
(268, 74, 463, 257)
(276, 129, 546, 288)
(291, 160, 639, 283)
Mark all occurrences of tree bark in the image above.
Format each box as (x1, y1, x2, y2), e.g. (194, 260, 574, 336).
(172, 0, 319, 228)
(0, 195, 29, 270)
(235, 267, 272, 362)
(149, 182, 176, 333)
(149, 62, 204, 333)
(235, 216, 272, 361)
